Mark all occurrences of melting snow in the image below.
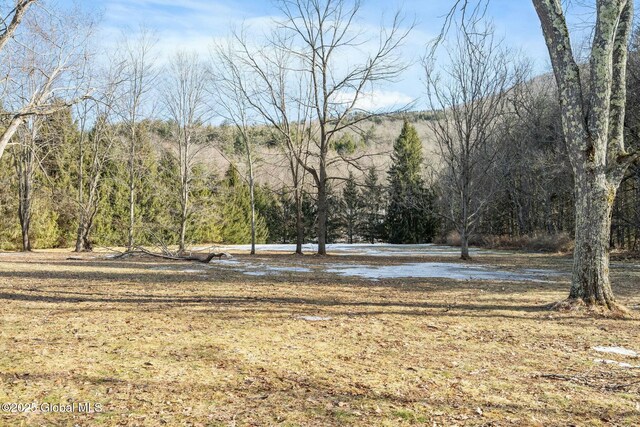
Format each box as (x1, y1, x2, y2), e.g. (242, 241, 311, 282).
(594, 358, 639, 368)
(243, 271, 268, 276)
(147, 244, 562, 282)
(325, 262, 558, 282)
(593, 346, 639, 357)
(215, 243, 509, 257)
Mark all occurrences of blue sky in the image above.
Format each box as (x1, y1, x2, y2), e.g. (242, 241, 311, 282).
(62, 0, 565, 110)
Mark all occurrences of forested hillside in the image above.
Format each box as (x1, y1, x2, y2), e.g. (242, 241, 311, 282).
(1, 78, 639, 252)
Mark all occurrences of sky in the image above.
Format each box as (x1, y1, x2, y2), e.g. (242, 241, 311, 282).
(61, 0, 564, 111)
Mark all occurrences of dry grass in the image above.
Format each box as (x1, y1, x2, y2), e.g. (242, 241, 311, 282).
(0, 250, 639, 426)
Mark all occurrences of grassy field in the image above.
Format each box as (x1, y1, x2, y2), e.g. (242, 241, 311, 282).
(0, 249, 639, 426)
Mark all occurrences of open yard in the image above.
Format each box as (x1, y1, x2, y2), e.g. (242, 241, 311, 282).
(0, 245, 639, 426)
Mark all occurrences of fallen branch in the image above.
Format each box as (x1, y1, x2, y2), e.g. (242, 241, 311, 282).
(111, 246, 229, 263)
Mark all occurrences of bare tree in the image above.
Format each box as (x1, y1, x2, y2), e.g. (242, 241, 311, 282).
(162, 52, 209, 254)
(12, 116, 40, 251)
(222, 28, 313, 255)
(0, 1, 92, 160)
(114, 29, 158, 251)
(533, 0, 636, 311)
(275, 0, 412, 255)
(0, 0, 36, 51)
(0, 0, 39, 160)
(2, 2, 93, 251)
(74, 61, 124, 252)
(212, 41, 260, 255)
(425, 20, 522, 260)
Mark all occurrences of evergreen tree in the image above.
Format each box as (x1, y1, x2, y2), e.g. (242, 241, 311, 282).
(386, 121, 437, 243)
(361, 167, 385, 243)
(325, 181, 342, 244)
(219, 165, 269, 244)
(340, 171, 361, 244)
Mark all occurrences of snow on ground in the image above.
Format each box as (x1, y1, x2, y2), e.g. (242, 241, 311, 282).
(593, 346, 639, 358)
(151, 244, 563, 282)
(208, 243, 510, 257)
(211, 258, 312, 276)
(296, 315, 332, 321)
(594, 359, 640, 369)
(325, 262, 558, 282)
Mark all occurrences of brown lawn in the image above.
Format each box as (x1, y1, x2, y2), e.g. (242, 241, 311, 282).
(0, 249, 638, 426)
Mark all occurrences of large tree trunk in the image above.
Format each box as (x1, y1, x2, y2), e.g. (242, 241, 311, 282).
(569, 174, 618, 307)
(532, 0, 635, 313)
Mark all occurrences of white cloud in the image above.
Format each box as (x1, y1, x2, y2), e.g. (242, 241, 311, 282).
(333, 90, 415, 111)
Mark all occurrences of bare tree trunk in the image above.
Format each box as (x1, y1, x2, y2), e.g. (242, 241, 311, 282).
(295, 187, 304, 255)
(179, 140, 189, 254)
(533, 0, 635, 311)
(460, 228, 470, 260)
(75, 129, 85, 252)
(317, 173, 328, 255)
(247, 149, 257, 257)
(569, 175, 617, 306)
(75, 221, 93, 252)
(17, 163, 32, 252)
(248, 150, 256, 256)
(0, 118, 24, 160)
(179, 201, 187, 253)
(127, 129, 136, 251)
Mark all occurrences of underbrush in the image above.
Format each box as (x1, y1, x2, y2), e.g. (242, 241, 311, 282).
(445, 230, 574, 253)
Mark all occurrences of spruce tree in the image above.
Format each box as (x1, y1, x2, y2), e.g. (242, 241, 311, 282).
(386, 121, 437, 243)
(219, 165, 268, 244)
(340, 171, 361, 244)
(361, 167, 385, 243)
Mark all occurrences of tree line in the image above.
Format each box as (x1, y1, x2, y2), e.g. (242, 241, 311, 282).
(0, 0, 638, 311)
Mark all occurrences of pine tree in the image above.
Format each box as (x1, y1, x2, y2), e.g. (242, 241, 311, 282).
(340, 171, 361, 244)
(386, 120, 437, 243)
(361, 167, 385, 243)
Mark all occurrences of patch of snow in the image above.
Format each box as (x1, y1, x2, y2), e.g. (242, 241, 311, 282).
(594, 358, 639, 368)
(265, 266, 312, 273)
(241, 265, 312, 276)
(243, 271, 268, 276)
(214, 259, 242, 266)
(325, 262, 558, 282)
(593, 346, 639, 358)
(296, 315, 332, 321)
(216, 243, 511, 257)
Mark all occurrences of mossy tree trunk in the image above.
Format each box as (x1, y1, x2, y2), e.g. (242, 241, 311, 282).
(533, 0, 636, 309)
